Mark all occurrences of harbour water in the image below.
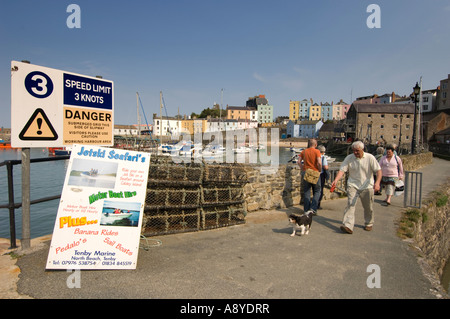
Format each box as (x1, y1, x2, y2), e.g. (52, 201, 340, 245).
(0, 146, 304, 240)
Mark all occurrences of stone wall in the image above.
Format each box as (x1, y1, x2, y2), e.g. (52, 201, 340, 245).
(408, 180, 450, 280)
(400, 151, 433, 171)
(243, 152, 434, 213)
(243, 165, 301, 212)
(243, 164, 343, 212)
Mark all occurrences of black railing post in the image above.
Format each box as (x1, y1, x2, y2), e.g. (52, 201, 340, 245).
(6, 161, 17, 249)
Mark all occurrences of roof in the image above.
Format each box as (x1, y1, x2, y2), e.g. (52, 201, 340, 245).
(435, 127, 450, 136)
(227, 106, 256, 111)
(422, 109, 450, 122)
(292, 120, 322, 125)
(114, 124, 137, 129)
(351, 103, 415, 114)
(319, 123, 335, 132)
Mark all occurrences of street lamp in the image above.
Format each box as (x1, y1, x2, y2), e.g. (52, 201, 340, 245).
(398, 114, 403, 153)
(411, 82, 420, 154)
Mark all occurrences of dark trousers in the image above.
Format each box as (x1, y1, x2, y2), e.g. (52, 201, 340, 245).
(302, 175, 321, 213)
(318, 172, 327, 208)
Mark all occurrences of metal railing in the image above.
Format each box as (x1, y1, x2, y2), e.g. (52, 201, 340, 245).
(403, 171, 423, 209)
(0, 155, 70, 249)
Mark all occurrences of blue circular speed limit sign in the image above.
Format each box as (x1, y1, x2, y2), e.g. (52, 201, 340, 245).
(24, 71, 54, 98)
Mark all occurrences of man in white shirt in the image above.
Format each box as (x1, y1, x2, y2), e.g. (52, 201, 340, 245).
(331, 141, 382, 234)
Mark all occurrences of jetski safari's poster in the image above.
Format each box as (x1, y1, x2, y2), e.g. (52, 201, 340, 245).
(46, 144, 150, 270)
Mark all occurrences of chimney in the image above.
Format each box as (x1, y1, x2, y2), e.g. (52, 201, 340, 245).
(391, 92, 396, 103)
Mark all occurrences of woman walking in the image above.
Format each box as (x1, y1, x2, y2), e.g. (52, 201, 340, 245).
(378, 144, 404, 205)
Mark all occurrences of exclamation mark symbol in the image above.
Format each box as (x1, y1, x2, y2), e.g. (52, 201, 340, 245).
(37, 118, 43, 135)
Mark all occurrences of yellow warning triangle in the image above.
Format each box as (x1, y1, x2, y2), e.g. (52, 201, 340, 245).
(19, 108, 58, 140)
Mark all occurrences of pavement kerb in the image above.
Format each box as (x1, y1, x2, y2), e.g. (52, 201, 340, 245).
(0, 235, 52, 299)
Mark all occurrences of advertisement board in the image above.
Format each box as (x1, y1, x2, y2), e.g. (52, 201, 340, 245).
(46, 144, 150, 270)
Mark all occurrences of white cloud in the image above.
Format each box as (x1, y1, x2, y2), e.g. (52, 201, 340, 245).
(253, 72, 266, 82)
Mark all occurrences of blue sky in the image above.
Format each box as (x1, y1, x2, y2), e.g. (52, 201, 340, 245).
(1, 0, 449, 128)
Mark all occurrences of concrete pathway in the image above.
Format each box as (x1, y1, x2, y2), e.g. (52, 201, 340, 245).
(1, 158, 449, 300)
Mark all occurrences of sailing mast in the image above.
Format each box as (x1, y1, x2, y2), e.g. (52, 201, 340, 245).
(220, 88, 223, 131)
(136, 92, 141, 137)
(160, 91, 163, 137)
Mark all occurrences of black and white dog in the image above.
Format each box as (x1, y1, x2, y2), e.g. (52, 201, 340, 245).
(289, 211, 314, 236)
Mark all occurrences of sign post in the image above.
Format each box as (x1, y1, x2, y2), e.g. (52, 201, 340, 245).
(11, 60, 114, 148)
(11, 60, 114, 250)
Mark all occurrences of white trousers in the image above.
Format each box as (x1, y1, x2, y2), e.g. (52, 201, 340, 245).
(342, 186, 374, 231)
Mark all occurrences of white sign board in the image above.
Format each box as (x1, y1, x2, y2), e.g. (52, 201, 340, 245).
(11, 61, 114, 148)
(46, 145, 150, 270)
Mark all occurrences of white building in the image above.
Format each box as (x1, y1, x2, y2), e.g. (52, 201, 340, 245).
(114, 125, 139, 136)
(153, 114, 182, 137)
(421, 89, 437, 113)
(287, 120, 323, 138)
(257, 104, 273, 124)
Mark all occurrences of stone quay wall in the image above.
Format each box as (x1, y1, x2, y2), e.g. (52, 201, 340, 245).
(411, 180, 450, 280)
(243, 152, 434, 213)
(243, 164, 343, 212)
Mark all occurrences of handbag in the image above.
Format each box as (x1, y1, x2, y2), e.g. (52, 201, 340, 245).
(304, 168, 320, 184)
(394, 179, 404, 197)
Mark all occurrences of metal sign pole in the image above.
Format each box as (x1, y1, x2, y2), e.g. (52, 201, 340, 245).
(21, 147, 31, 249)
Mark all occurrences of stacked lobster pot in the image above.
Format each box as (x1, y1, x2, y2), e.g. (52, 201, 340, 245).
(142, 156, 248, 236)
(201, 164, 247, 231)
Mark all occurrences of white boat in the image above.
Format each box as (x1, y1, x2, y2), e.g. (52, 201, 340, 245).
(158, 143, 182, 156)
(249, 144, 266, 151)
(202, 144, 225, 157)
(81, 169, 98, 178)
(103, 212, 133, 219)
(101, 211, 133, 224)
(325, 155, 335, 163)
(290, 147, 304, 153)
(202, 148, 223, 157)
(289, 154, 299, 163)
(233, 146, 251, 154)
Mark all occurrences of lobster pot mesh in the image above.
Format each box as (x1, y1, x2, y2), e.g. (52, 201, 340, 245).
(148, 156, 203, 186)
(203, 164, 247, 185)
(142, 157, 248, 237)
(142, 208, 201, 236)
(201, 204, 246, 230)
(145, 188, 200, 209)
(201, 186, 244, 205)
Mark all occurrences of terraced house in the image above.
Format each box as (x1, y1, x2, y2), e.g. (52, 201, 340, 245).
(345, 103, 415, 147)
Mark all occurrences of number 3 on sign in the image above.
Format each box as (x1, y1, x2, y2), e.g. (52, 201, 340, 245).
(24, 71, 54, 98)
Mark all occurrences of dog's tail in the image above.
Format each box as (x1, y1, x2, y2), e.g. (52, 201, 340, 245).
(305, 210, 315, 217)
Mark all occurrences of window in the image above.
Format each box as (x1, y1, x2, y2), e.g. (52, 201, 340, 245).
(393, 135, 397, 139)
(380, 124, 384, 128)
(393, 124, 398, 129)
(394, 114, 398, 118)
(368, 114, 372, 117)
(381, 114, 385, 118)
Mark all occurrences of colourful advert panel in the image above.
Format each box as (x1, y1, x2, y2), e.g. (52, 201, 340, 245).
(46, 144, 150, 270)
